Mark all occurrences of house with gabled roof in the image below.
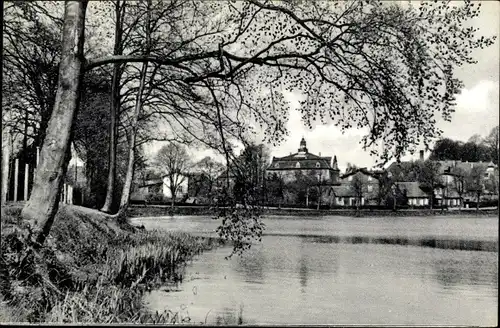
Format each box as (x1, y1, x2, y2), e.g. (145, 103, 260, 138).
(385, 150, 498, 207)
(329, 168, 381, 206)
(266, 137, 340, 185)
(437, 160, 498, 204)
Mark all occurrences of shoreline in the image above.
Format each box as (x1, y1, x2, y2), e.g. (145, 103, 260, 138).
(127, 205, 499, 218)
(0, 204, 218, 324)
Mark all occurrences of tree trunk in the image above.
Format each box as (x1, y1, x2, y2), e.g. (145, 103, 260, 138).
(101, 0, 123, 214)
(317, 186, 321, 210)
(476, 192, 480, 211)
(116, 62, 148, 217)
(21, 1, 88, 246)
(1, 127, 11, 205)
(116, 0, 150, 218)
(305, 187, 309, 208)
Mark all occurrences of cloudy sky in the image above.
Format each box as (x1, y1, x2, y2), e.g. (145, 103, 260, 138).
(144, 1, 499, 172)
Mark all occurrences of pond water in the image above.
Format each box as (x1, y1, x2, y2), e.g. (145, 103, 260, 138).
(130, 215, 498, 326)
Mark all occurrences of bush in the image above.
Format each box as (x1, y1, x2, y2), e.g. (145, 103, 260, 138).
(145, 192, 165, 203)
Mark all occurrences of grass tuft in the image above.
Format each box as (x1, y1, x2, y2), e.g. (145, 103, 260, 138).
(1, 204, 216, 323)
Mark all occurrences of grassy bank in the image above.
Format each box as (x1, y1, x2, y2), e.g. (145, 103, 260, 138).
(0, 204, 218, 324)
(128, 204, 499, 218)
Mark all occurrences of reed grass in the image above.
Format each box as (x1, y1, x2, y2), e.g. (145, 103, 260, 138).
(1, 205, 216, 323)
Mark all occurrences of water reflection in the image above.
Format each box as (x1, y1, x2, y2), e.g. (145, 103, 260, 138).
(432, 254, 498, 291)
(236, 245, 266, 284)
(273, 234, 499, 252)
(298, 254, 308, 292)
(140, 216, 498, 325)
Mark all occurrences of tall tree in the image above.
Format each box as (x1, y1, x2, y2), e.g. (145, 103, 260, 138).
(100, 0, 127, 213)
(193, 156, 225, 198)
(309, 169, 328, 210)
(466, 165, 484, 211)
(430, 138, 462, 161)
(232, 144, 269, 206)
(484, 172, 499, 198)
(450, 167, 466, 211)
(153, 143, 191, 209)
(350, 174, 364, 212)
(73, 72, 112, 208)
(266, 172, 286, 208)
(484, 126, 499, 164)
(468, 134, 483, 145)
(376, 171, 394, 206)
(3, 2, 63, 151)
(415, 160, 442, 209)
(21, 1, 87, 245)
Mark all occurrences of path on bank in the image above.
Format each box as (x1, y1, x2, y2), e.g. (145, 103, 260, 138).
(127, 203, 499, 218)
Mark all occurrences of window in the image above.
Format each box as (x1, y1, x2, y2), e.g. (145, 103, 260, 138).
(275, 163, 280, 168)
(315, 162, 320, 168)
(296, 162, 301, 168)
(367, 185, 373, 192)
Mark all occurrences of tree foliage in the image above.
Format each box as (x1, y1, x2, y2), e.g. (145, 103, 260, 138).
(430, 126, 499, 163)
(465, 165, 485, 210)
(153, 143, 191, 206)
(450, 166, 466, 209)
(230, 144, 269, 206)
(2, 1, 63, 151)
(415, 160, 442, 209)
(350, 174, 364, 210)
(191, 156, 225, 201)
(265, 172, 286, 206)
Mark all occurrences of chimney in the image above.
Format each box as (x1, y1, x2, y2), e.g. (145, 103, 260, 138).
(319, 152, 321, 157)
(289, 152, 292, 155)
(419, 150, 424, 161)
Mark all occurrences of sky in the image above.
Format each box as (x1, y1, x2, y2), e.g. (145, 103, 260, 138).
(141, 1, 500, 172)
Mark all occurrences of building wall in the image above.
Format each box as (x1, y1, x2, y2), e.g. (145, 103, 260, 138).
(339, 171, 380, 204)
(333, 196, 365, 207)
(267, 168, 334, 184)
(443, 198, 461, 207)
(408, 198, 429, 206)
(131, 185, 157, 201)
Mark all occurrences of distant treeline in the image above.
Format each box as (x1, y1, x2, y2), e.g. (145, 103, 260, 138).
(429, 127, 498, 163)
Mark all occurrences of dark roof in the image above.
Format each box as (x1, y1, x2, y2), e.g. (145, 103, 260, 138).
(330, 184, 356, 197)
(267, 152, 335, 170)
(139, 179, 163, 188)
(395, 182, 429, 198)
(331, 180, 379, 199)
(446, 189, 461, 198)
(216, 168, 237, 181)
(340, 167, 381, 180)
(387, 160, 417, 171)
